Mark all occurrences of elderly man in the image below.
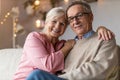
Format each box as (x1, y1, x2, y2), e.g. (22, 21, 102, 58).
(58, 1, 119, 80)
(25, 1, 119, 80)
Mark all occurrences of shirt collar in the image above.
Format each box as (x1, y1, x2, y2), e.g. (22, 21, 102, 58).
(74, 30, 95, 40)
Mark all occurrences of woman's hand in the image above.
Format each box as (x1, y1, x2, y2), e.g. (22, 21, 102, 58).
(97, 26, 115, 40)
(61, 39, 75, 57)
(64, 39, 75, 49)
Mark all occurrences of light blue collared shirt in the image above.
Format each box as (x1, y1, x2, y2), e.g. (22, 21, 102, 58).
(74, 30, 95, 41)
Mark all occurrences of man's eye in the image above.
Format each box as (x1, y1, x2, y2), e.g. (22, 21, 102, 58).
(68, 17, 74, 21)
(77, 13, 83, 17)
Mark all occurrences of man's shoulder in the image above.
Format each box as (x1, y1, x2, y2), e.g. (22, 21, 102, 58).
(91, 32, 116, 42)
(89, 32, 116, 46)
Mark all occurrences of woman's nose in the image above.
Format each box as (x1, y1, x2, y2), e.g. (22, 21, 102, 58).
(55, 22, 60, 29)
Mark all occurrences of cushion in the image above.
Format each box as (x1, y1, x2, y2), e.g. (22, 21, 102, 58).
(0, 48, 22, 80)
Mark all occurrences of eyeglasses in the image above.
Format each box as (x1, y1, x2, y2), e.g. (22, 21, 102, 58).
(67, 12, 89, 23)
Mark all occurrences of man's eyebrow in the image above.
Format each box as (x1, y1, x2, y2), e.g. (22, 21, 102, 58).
(68, 11, 84, 17)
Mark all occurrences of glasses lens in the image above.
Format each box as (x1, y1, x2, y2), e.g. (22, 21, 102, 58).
(68, 12, 89, 23)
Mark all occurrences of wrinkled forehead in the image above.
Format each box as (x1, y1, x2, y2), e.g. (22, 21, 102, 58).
(67, 5, 82, 17)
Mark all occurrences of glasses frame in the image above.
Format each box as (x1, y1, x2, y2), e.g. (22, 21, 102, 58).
(67, 12, 89, 23)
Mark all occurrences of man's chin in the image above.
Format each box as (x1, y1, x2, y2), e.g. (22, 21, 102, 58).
(76, 31, 85, 36)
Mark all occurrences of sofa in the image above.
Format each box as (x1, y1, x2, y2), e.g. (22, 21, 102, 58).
(0, 48, 23, 80)
(0, 45, 120, 80)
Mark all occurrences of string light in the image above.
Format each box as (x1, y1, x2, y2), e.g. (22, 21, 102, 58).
(35, 19, 44, 29)
(7, 12, 10, 16)
(0, 12, 11, 25)
(0, 7, 19, 48)
(35, 19, 41, 28)
(0, 22, 3, 24)
(0, 7, 19, 25)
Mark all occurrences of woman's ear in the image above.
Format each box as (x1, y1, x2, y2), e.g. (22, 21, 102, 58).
(44, 21, 47, 25)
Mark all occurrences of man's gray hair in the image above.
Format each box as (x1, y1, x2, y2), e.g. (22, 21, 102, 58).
(66, 0, 92, 16)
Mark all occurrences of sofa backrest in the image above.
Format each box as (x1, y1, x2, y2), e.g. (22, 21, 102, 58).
(0, 45, 119, 80)
(117, 45, 120, 79)
(0, 48, 22, 80)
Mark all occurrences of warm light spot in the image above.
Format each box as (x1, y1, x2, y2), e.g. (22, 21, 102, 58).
(34, 0, 40, 6)
(14, 34, 17, 37)
(5, 15, 8, 18)
(0, 22, 3, 24)
(35, 19, 41, 28)
(7, 12, 10, 16)
(64, 0, 69, 3)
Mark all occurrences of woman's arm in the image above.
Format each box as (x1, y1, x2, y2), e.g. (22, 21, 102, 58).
(61, 39, 75, 58)
(23, 32, 65, 73)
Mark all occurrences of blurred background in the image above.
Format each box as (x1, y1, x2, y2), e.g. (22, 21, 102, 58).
(0, 0, 120, 49)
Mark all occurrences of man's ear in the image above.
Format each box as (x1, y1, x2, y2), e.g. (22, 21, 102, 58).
(89, 13, 93, 24)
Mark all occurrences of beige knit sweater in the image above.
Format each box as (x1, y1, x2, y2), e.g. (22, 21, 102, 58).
(59, 33, 119, 80)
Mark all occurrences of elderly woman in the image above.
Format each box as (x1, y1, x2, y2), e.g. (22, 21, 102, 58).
(13, 7, 114, 80)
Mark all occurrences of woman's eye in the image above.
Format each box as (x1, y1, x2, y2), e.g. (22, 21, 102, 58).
(60, 22, 65, 26)
(52, 20, 57, 23)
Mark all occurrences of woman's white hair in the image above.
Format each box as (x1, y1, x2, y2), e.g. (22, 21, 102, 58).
(45, 7, 66, 22)
(42, 7, 66, 33)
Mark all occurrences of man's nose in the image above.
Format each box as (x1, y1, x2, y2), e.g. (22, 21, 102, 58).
(73, 17, 79, 24)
